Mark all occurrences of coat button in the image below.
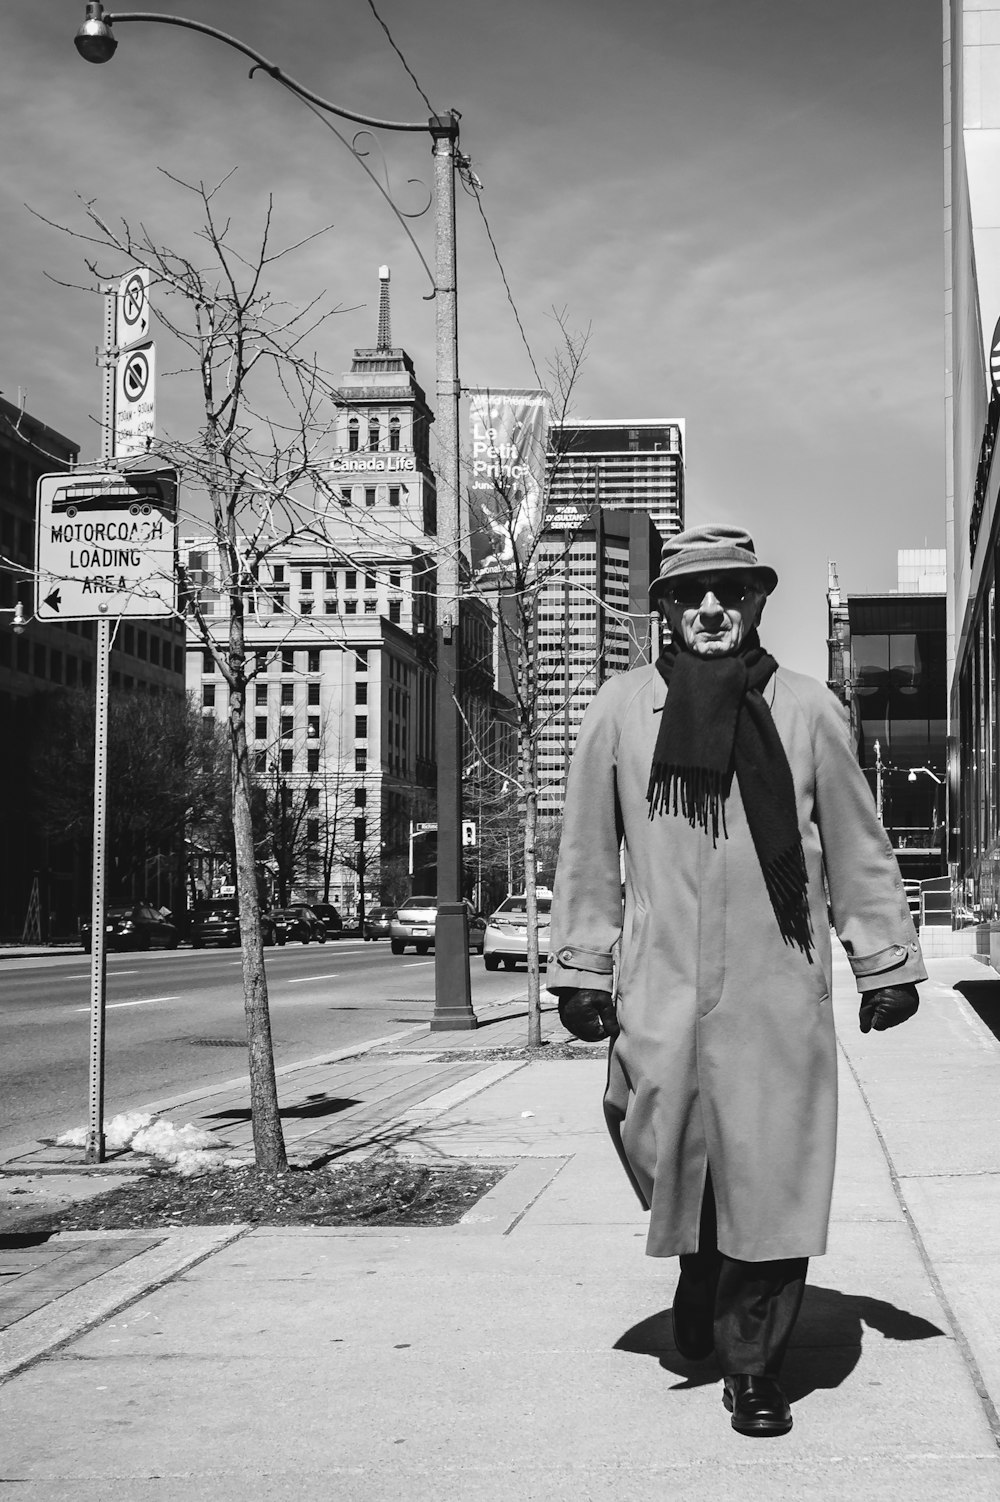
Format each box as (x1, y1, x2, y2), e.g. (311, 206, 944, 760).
(559, 947, 573, 961)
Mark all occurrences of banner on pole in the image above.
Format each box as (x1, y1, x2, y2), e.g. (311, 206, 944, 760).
(468, 387, 550, 572)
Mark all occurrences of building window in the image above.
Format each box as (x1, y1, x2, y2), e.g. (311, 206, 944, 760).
(202, 684, 215, 707)
(300, 599, 313, 615)
(255, 684, 268, 706)
(368, 417, 380, 451)
(308, 649, 320, 672)
(281, 649, 294, 673)
(345, 571, 356, 590)
(281, 716, 293, 739)
(273, 565, 285, 583)
(255, 716, 267, 740)
(356, 648, 368, 671)
(307, 819, 320, 844)
(307, 748, 320, 773)
(281, 749, 293, 772)
(324, 598, 338, 614)
(308, 683, 320, 706)
(281, 683, 294, 706)
(300, 571, 312, 590)
(254, 749, 267, 773)
(389, 486, 400, 507)
(340, 486, 352, 506)
(202, 650, 214, 673)
(364, 598, 377, 614)
(365, 571, 377, 589)
(325, 571, 337, 590)
(389, 571, 401, 588)
(389, 600, 401, 624)
(306, 787, 319, 808)
(356, 683, 368, 705)
(308, 716, 320, 739)
(355, 715, 368, 738)
(365, 487, 376, 507)
(255, 650, 268, 674)
(355, 749, 367, 772)
(348, 417, 359, 451)
(345, 599, 358, 614)
(389, 416, 400, 451)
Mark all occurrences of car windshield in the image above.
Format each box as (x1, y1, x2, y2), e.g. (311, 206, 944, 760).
(494, 897, 552, 915)
(399, 898, 438, 912)
(196, 902, 236, 917)
(106, 907, 134, 920)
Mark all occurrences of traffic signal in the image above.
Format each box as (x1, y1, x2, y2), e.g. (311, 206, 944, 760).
(461, 820, 477, 847)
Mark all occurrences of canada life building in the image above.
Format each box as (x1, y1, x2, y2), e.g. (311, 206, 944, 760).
(535, 419, 685, 821)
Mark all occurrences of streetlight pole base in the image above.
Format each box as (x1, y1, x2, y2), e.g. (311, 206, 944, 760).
(430, 904, 477, 1030)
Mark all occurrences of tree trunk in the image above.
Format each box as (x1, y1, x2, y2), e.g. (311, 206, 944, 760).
(228, 664, 287, 1175)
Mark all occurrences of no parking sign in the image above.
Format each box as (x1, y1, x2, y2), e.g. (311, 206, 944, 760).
(114, 342, 156, 457)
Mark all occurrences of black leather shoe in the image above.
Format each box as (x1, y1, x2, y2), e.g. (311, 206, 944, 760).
(722, 1375, 792, 1436)
(671, 1275, 715, 1362)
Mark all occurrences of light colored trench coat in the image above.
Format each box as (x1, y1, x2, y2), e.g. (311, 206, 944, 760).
(548, 663, 926, 1262)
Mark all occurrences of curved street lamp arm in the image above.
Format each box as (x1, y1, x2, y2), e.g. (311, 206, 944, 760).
(103, 12, 449, 135)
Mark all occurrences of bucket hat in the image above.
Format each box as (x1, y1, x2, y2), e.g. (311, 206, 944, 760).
(649, 523, 778, 604)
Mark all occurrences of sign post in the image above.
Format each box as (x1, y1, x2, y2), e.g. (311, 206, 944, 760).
(35, 269, 173, 1163)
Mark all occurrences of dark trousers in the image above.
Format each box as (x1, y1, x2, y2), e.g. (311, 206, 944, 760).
(677, 1171, 808, 1376)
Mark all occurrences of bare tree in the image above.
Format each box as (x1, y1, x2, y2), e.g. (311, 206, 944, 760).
(463, 317, 593, 1046)
(39, 175, 356, 1173)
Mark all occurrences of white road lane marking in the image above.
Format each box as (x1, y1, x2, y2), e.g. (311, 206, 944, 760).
(74, 995, 180, 1011)
(286, 975, 340, 983)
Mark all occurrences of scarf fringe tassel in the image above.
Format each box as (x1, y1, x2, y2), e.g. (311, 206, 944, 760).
(647, 765, 728, 844)
(762, 843, 815, 960)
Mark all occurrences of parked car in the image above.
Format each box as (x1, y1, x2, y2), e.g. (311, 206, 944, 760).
(81, 902, 179, 954)
(272, 904, 328, 943)
(310, 902, 344, 939)
(363, 905, 396, 941)
(483, 894, 552, 971)
(189, 898, 286, 949)
(389, 897, 486, 955)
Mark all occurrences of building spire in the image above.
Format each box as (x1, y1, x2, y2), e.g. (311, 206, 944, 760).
(377, 265, 391, 350)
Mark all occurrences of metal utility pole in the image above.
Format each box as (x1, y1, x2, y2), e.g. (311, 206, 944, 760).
(430, 114, 475, 1029)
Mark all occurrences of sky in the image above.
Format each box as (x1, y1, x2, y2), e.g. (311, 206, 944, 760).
(2, 1, 947, 678)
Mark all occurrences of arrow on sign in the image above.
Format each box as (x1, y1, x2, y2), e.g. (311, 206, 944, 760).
(44, 588, 62, 613)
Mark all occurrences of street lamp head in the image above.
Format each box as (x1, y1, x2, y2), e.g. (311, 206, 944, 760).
(74, 3, 117, 64)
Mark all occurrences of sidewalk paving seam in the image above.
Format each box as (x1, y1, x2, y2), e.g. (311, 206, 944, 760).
(0, 1224, 250, 1385)
(838, 1033, 1000, 1452)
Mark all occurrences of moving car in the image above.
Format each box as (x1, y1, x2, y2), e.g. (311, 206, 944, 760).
(189, 899, 285, 949)
(310, 902, 344, 939)
(389, 897, 486, 955)
(483, 894, 552, 971)
(272, 904, 328, 943)
(363, 905, 396, 941)
(81, 902, 179, 954)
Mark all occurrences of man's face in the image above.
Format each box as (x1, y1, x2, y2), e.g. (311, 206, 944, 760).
(661, 572, 766, 657)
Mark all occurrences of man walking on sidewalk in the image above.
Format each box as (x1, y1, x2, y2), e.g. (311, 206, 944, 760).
(548, 524, 925, 1437)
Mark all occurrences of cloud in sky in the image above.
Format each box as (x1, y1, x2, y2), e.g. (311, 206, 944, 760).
(2, 0, 946, 675)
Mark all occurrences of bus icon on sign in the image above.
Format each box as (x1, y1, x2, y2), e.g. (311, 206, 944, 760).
(50, 472, 177, 521)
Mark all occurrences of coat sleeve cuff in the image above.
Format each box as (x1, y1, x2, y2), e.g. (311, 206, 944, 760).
(546, 945, 614, 994)
(850, 940, 927, 991)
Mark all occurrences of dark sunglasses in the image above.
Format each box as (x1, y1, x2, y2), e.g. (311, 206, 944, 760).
(666, 578, 756, 609)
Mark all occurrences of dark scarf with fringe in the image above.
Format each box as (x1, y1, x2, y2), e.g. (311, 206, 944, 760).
(647, 632, 814, 959)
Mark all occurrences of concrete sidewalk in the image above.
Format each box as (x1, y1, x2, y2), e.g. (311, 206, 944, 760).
(2, 957, 1000, 1497)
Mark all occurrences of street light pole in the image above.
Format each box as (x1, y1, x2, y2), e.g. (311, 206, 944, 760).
(74, 3, 475, 1026)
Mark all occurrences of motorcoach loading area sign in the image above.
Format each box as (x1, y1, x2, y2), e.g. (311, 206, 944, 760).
(34, 468, 178, 620)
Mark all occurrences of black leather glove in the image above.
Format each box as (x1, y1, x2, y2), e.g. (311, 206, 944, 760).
(557, 988, 619, 1042)
(859, 983, 920, 1034)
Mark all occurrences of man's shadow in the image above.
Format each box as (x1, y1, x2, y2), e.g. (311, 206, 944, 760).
(614, 1285, 945, 1401)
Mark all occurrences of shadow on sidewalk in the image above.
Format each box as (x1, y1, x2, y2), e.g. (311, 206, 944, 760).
(953, 977, 1000, 1045)
(615, 1286, 945, 1398)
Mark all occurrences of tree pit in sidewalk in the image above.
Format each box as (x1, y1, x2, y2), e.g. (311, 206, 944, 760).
(23, 1161, 507, 1232)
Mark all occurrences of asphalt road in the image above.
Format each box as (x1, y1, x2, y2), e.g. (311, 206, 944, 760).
(0, 939, 534, 1158)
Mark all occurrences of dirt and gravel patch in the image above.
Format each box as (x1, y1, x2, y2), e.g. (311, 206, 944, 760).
(11, 1160, 507, 1234)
